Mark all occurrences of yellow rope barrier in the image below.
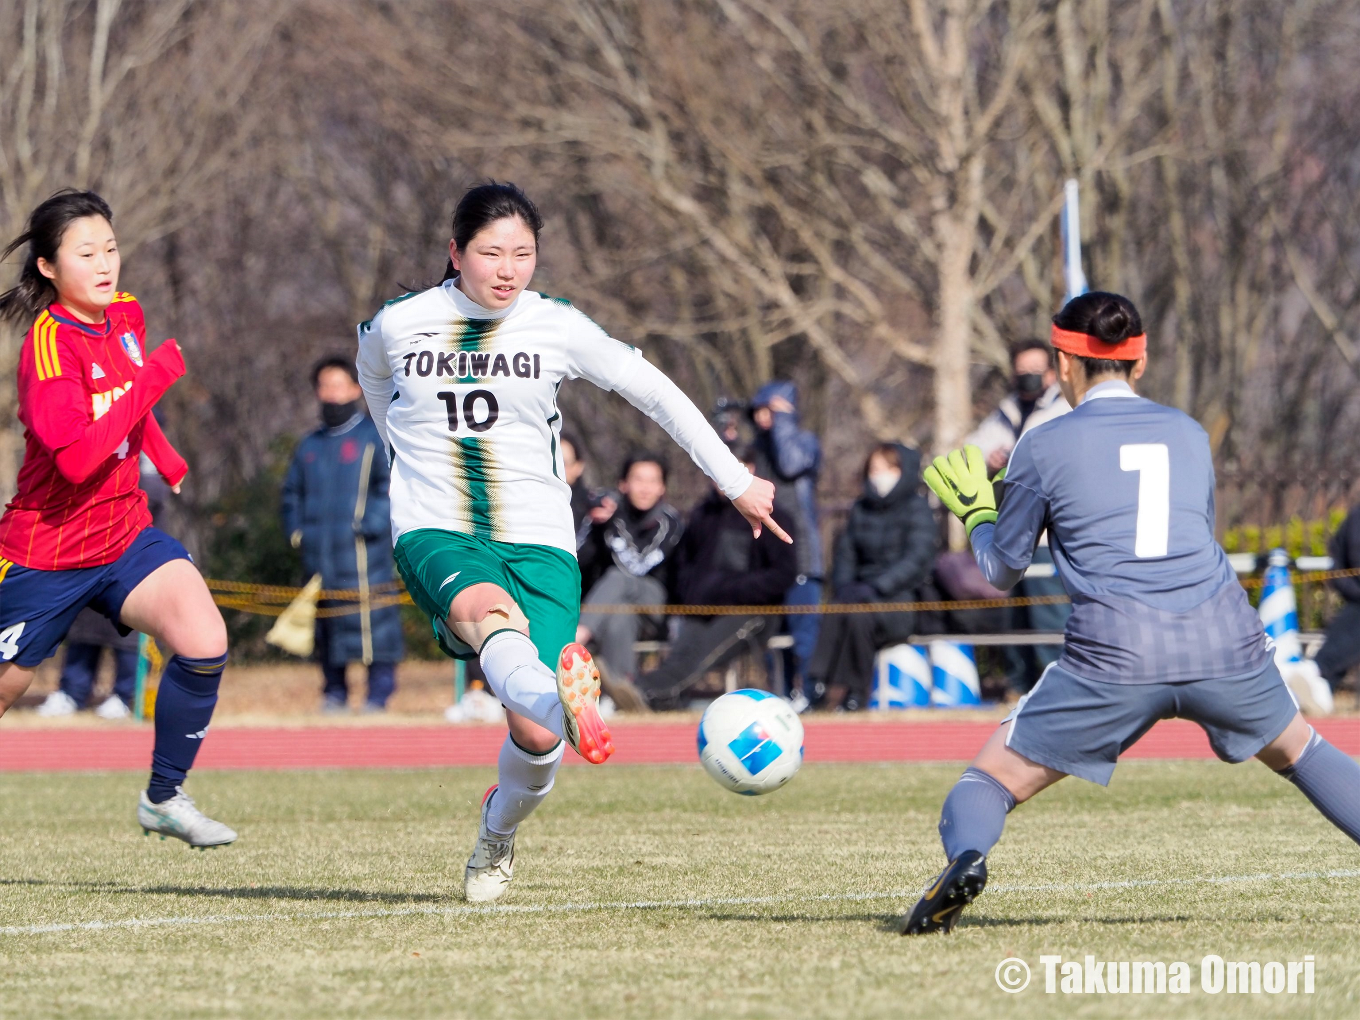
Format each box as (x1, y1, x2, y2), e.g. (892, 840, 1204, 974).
(202, 568, 1360, 618)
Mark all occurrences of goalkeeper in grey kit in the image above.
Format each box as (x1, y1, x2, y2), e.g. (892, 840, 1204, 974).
(904, 291, 1360, 935)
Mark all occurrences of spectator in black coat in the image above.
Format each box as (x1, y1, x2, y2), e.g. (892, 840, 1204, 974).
(636, 449, 798, 708)
(576, 453, 683, 687)
(1316, 505, 1360, 691)
(807, 442, 937, 710)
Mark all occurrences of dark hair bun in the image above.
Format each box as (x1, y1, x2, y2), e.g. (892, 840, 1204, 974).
(1091, 300, 1132, 344)
(1052, 290, 1143, 343)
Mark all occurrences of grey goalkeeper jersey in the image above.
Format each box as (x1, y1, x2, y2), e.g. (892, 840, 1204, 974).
(971, 381, 1270, 684)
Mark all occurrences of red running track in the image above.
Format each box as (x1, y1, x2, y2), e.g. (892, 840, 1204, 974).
(1, 717, 1357, 772)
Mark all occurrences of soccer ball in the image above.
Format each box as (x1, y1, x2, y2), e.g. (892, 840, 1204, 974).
(696, 689, 804, 795)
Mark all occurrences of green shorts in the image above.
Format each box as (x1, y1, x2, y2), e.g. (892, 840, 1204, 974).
(393, 528, 581, 671)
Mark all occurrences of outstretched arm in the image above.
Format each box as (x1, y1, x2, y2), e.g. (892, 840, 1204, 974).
(25, 340, 186, 485)
(571, 320, 790, 541)
(616, 360, 789, 541)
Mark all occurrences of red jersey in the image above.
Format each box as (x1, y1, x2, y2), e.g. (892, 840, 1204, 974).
(0, 294, 188, 569)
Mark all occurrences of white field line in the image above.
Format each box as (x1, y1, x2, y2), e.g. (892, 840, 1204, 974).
(2, 868, 1358, 938)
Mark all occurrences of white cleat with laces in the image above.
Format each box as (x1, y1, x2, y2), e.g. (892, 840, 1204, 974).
(138, 788, 238, 848)
(464, 785, 515, 903)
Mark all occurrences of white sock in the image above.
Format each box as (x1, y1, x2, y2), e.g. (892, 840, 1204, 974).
(479, 631, 564, 739)
(486, 735, 564, 837)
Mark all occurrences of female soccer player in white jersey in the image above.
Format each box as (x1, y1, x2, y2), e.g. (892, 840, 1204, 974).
(356, 183, 787, 902)
(905, 291, 1360, 934)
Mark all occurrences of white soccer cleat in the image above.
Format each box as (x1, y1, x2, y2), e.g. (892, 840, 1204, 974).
(94, 695, 131, 720)
(36, 690, 78, 717)
(138, 788, 238, 848)
(465, 785, 515, 903)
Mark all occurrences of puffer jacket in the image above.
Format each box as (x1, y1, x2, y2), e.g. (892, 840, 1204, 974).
(831, 444, 937, 603)
(750, 380, 823, 579)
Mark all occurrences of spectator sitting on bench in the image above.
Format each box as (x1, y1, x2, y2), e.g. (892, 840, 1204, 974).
(576, 452, 683, 693)
(1316, 501, 1360, 693)
(806, 442, 937, 710)
(636, 447, 798, 709)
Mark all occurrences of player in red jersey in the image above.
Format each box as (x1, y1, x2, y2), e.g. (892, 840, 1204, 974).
(0, 190, 236, 847)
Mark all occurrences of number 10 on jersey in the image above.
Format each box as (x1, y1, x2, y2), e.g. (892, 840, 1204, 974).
(435, 389, 499, 433)
(1120, 443, 1169, 558)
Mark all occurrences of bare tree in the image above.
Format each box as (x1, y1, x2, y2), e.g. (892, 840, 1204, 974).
(0, 0, 286, 499)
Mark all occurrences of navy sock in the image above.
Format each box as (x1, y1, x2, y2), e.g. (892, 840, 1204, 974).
(147, 653, 226, 804)
(939, 766, 1016, 861)
(1279, 732, 1360, 846)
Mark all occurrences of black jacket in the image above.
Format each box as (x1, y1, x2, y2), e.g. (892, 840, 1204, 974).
(1329, 506, 1360, 603)
(831, 444, 937, 602)
(672, 490, 798, 608)
(579, 499, 684, 587)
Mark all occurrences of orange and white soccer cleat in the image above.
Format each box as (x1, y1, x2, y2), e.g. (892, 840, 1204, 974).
(556, 642, 615, 764)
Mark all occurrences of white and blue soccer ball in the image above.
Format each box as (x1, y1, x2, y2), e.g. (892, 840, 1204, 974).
(696, 689, 804, 795)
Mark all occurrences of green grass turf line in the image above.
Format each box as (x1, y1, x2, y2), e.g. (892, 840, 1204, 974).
(0, 761, 1356, 1019)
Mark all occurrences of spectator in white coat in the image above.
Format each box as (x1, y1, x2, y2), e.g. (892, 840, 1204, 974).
(966, 338, 1071, 692)
(967, 339, 1070, 472)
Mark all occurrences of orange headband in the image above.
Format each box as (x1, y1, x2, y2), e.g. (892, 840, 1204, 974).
(1051, 325, 1146, 360)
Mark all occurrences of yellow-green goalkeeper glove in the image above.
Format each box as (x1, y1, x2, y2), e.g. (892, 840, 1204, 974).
(924, 445, 998, 537)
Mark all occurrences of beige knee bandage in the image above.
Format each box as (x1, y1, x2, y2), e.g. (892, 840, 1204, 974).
(452, 603, 531, 653)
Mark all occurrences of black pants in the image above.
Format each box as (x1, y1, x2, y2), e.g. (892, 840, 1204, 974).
(1316, 601, 1360, 690)
(806, 583, 912, 706)
(806, 613, 879, 706)
(637, 615, 772, 708)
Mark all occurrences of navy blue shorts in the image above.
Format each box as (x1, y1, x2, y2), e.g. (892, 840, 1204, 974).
(1003, 660, 1299, 785)
(0, 528, 190, 668)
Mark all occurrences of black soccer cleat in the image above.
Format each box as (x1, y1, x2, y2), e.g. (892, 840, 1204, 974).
(901, 850, 988, 935)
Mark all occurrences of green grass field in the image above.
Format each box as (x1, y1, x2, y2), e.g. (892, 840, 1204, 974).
(1, 762, 1357, 1019)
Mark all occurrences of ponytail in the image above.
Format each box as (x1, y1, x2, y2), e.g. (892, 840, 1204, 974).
(0, 189, 114, 326)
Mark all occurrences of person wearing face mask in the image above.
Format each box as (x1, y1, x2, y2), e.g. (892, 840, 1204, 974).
(967, 339, 1073, 692)
(805, 443, 937, 710)
(968, 339, 1070, 474)
(281, 355, 404, 711)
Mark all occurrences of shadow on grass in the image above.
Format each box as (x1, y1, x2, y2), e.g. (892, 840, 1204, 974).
(701, 911, 900, 926)
(0, 878, 443, 904)
(956, 914, 1196, 930)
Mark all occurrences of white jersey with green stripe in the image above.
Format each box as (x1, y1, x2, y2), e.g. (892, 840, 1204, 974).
(356, 280, 753, 555)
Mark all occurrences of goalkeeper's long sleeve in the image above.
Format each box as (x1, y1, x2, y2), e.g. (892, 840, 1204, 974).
(968, 523, 1026, 592)
(967, 436, 1050, 592)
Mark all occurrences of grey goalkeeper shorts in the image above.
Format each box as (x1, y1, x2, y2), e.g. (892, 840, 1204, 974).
(1003, 661, 1298, 785)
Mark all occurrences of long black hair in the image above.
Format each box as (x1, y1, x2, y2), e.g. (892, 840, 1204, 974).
(0, 189, 114, 325)
(1052, 291, 1143, 378)
(440, 181, 543, 282)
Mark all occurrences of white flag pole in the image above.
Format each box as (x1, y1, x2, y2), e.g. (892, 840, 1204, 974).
(1062, 178, 1088, 301)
